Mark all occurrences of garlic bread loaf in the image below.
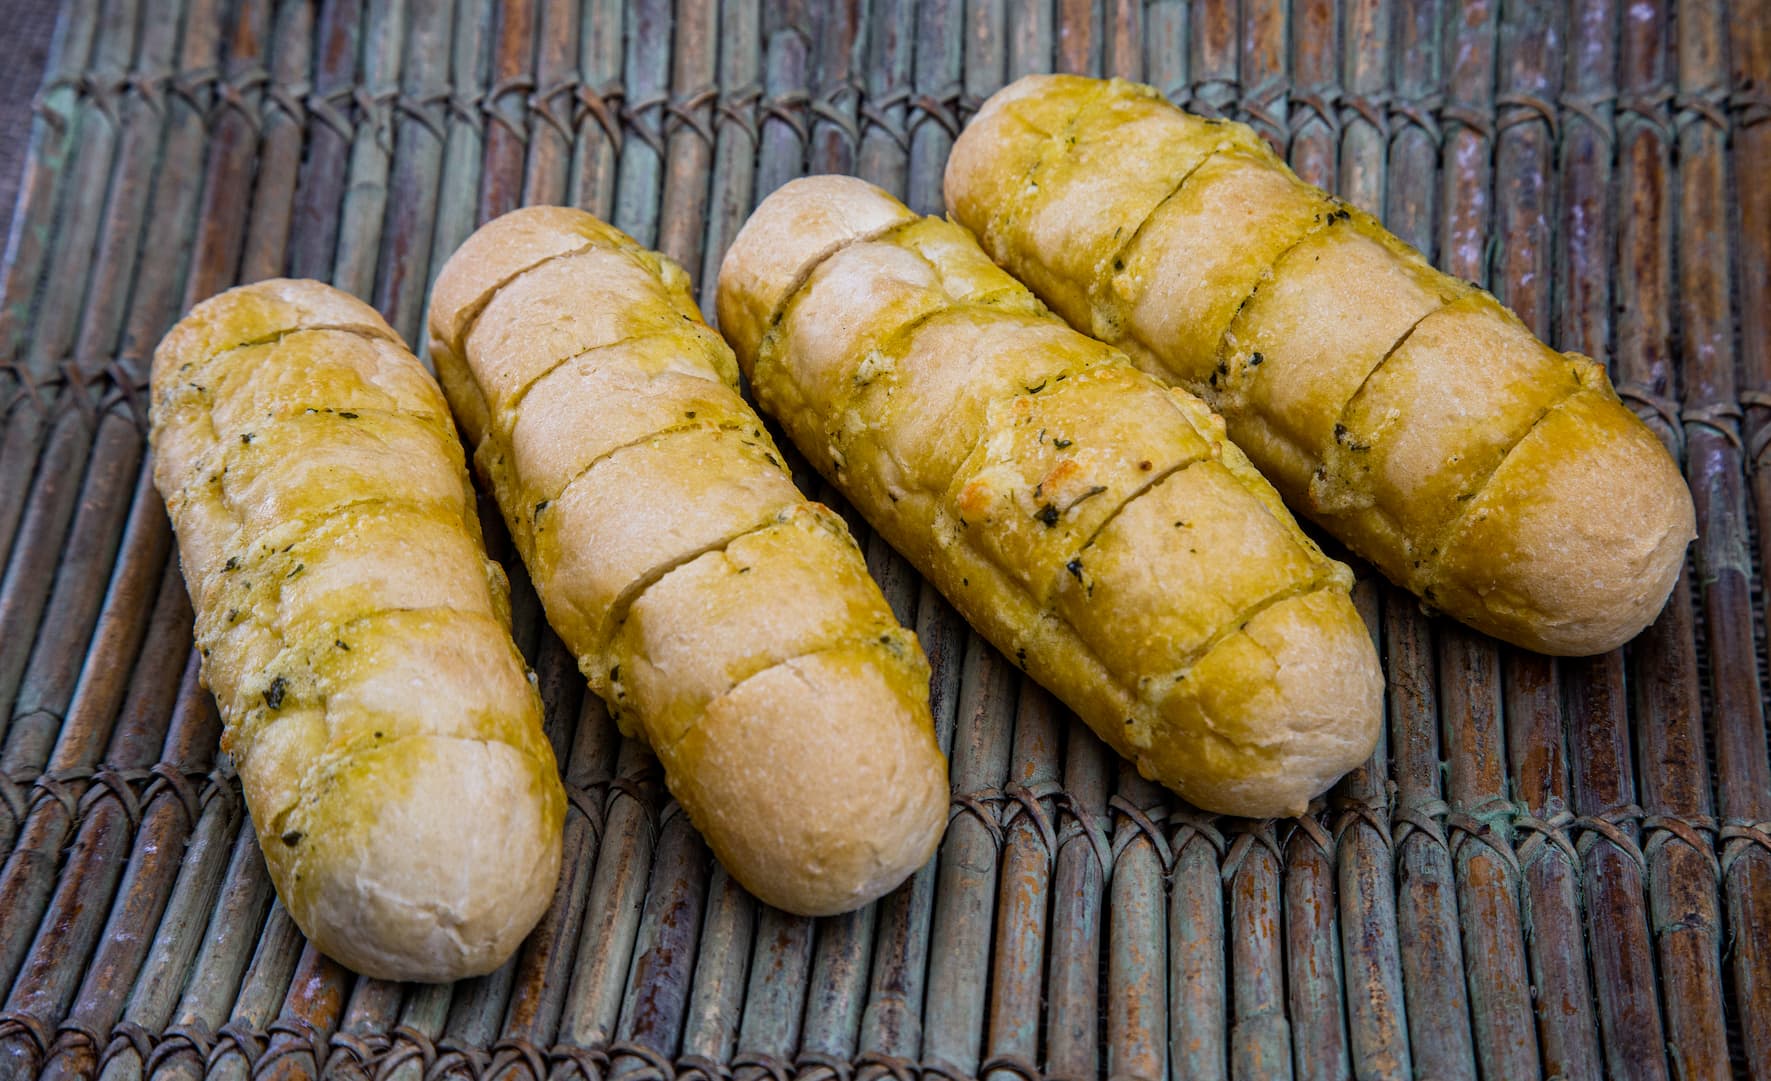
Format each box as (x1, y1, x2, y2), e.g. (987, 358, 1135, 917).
(428, 207, 945, 916)
(717, 176, 1382, 819)
(946, 74, 1695, 656)
(150, 279, 564, 982)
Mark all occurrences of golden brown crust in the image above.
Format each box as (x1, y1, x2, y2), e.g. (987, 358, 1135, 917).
(948, 74, 1696, 655)
(430, 207, 946, 916)
(714, 176, 921, 366)
(150, 279, 564, 983)
(718, 177, 1382, 818)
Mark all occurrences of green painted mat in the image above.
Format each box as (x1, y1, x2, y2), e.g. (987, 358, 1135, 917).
(0, 1, 1767, 1078)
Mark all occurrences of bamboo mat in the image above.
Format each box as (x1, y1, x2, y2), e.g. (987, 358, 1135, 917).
(0, 0, 60, 218)
(0, 1, 1766, 1079)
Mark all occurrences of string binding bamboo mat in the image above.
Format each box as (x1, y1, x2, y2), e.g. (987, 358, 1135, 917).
(0, 0, 1767, 1079)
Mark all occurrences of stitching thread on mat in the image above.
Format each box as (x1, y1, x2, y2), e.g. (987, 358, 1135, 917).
(1617, 381, 1686, 459)
(1720, 819, 1771, 876)
(1220, 822, 1284, 881)
(1331, 792, 1393, 849)
(566, 778, 610, 846)
(257, 1017, 323, 1076)
(531, 78, 580, 142)
(1001, 780, 1061, 856)
(31, 806, 1762, 1078)
(1392, 796, 1451, 853)
(794, 1049, 854, 1081)
(1053, 787, 1113, 875)
(3, 351, 152, 430)
(97, 1020, 155, 1071)
(855, 1051, 920, 1081)
(1571, 804, 1649, 877)
(623, 92, 670, 158)
(611, 1040, 680, 1081)
(0, 1015, 51, 1073)
(979, 1052, 1043, 1081)
(377, 1024, 442, 1078)
(328, 1028, 391, 1074)
(666, 86, 719, 146)
(45, 1022, 103, 1070)
(212, 1017, 269, 1073)
(577, 80, 626, 148)
(429, 1033, 491, 1079)
(733, 1049, 795, 1081)
(1741, 389, 1771, 471)
(214, 66, 271, 134)
(0, 771, 27, 831)
(676, 1042, 733, 1077)
(1682, 400, 1746, 457)
(810, 81, 863, 148)
(135, 1025, 1666, 1081)
(761, 88, 811, 142)
(1513, 809, 1581, 868)
(1643, 812, 1722, 880)
(4, 763, 240, 849)
(715, 83, 763, 145)
(78, 767, 148, 832)
(1446, 798, 1523, 877)
(484, 75, 535, 142)
(1287, 813, 1335, 862)
(1109, 794, 1178, 870)
(33, 70, 1764, 218)
(490, 1036, 558, 1080)
(10, 53, 1769, 1079)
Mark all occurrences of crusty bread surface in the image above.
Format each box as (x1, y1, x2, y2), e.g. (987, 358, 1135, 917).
(428, 207, 946, 916)
(946, 74, 1695, 656)
(718, 176, 1382, 819)
(150, 279, 565, 983)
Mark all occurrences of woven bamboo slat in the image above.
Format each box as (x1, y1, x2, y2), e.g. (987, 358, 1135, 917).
(0, 2, 1766, 1079)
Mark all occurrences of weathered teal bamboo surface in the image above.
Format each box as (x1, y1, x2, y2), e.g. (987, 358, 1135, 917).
(0, 2, 1766, 1079)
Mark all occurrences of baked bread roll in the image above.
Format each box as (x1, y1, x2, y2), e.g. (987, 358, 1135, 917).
(717, 176, 1382, 819)
(946, 74, 1695, 656)
(427, 207, 945, 916)
(150, 279, 564, 982)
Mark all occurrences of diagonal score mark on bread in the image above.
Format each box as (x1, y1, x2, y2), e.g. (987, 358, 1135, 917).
(429, 206, 946, 917)
(718, 176, 1383, 818)
(947, 74, 1696, 655)
(150, 278, 564, 984)
(750, 205, 1350, 684)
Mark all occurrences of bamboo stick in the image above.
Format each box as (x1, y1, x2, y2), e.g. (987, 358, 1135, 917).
(1726, 0, 1771, 1063)
(91, 748, 245, 1081)
(287, 0, 362, 280)
(1674, 2, 1771, 1075)
(0, 471, 178, 1073)
(140, 840, 281, 1081)
(655, 0, 717, 278)
(236, 0, 313, 286)
(330, 0, 406, 300)
(369, 0, 450, 344)
(696, 0, 761, 314)
(0, 0, 101, 378)
(0, 0, 149, 780)
(921, 638, 1018, 1079)
(981, 683, 1060, 1081)
(564, 0, 623, 216)
(1278, 8, 1356, 1080)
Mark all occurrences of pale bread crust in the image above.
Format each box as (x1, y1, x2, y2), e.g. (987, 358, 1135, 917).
(947, 74, 1696, 655)
(150, 279, 564, 983)
(429, 207, 945, 915)
(717, 177, 1382, 818)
